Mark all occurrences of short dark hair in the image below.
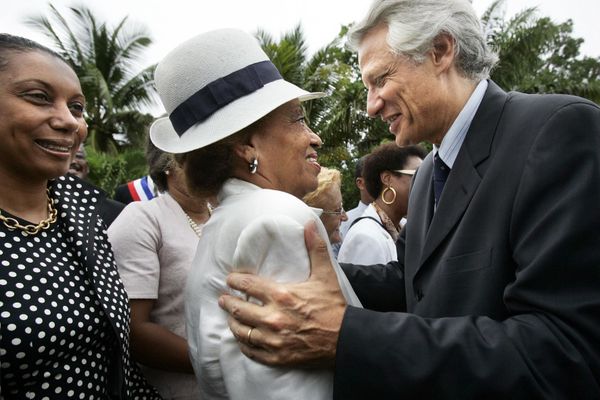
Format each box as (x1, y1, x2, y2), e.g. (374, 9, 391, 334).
(354, 155, 369, 179)
(363, 143, 427, 199)
(0, 33, 64, 71)
(145, 136, 173, 193)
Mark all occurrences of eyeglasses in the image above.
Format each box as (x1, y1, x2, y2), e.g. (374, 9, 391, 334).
(392, 169, 416, 176)
(321, 207, 345, 216)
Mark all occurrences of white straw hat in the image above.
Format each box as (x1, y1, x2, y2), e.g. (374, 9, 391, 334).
(150, 28, 325, 153)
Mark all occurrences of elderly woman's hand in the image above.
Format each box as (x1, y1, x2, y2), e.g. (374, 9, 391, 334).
(218, 221, 347, 368)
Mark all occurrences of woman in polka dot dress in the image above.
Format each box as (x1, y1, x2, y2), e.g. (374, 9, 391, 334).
(0, 34, 162, 399)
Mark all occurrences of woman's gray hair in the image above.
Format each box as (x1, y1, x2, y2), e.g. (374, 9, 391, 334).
(348, 0, 498, 81)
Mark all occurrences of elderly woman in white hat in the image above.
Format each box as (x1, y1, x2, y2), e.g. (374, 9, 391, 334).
(150, 29, 361, 400)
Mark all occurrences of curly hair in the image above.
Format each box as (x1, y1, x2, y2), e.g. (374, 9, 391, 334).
(302, 167, 342, 208)
(363, 143, 427, 199)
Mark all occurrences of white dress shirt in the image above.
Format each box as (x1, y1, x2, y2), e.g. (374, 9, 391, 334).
(337, 204, 397, 265)
(339, 201, 369, 239)
(434, 79, 488, 168)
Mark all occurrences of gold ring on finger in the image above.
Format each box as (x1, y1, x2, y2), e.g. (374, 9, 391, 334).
(247, 327, 255, 346)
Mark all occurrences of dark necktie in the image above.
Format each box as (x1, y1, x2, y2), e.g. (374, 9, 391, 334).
(433, 153, 450, 206)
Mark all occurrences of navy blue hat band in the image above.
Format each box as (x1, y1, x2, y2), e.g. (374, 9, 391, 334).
(169, 60, 282, 136)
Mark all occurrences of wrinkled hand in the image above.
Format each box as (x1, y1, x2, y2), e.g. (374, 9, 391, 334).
(218, 221, 347, 368)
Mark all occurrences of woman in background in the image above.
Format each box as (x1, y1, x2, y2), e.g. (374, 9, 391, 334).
(338, 143, 426, 265)
(108, 135, 213, 399)
(0, 33, 159, 399)
(303, 167, 348, 246)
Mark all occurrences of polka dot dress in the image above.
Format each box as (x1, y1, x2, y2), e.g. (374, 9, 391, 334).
(0, 175, 161, 399)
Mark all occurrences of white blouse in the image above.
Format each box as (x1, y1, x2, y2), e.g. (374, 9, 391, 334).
(185, 178, 361, 399)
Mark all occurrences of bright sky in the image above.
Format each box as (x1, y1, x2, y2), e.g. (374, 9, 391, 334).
(3, 0, 599, 60)
(2, 0, 598, 114)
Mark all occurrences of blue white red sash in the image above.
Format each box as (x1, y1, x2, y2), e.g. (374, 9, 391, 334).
(126, 175, 157, 201)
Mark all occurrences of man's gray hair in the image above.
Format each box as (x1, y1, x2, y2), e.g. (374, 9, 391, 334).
(348, 0, 498, 81)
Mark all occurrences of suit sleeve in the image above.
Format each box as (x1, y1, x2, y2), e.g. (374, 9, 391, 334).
(334, 102, 600, 399)
(340, 227, 407, 312)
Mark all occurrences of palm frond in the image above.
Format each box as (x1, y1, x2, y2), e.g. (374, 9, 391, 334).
(26, 2, 158, 153)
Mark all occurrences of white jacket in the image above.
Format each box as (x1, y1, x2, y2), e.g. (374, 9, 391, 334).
(185, 178, 361, 400)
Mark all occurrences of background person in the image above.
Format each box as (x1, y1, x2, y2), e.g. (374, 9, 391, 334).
(338, 155, 374, 239)
(338, 143, 425, 265)
(303, 167, 348, 246)
(108, 134, 213, 399)
(217, 0, 600, 398)
(150, 29, 361, 400)
(332, 155, 373, 257)
(68, 142, 89, 179)
(0, 33, 160, 399)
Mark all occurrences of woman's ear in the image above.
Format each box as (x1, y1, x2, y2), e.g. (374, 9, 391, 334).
(380, 171, 393, 186)
(233, 142, 256, 163)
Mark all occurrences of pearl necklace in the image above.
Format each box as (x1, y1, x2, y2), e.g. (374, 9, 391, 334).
(184, 202, 213, 238)
(185, 213, 204, 237)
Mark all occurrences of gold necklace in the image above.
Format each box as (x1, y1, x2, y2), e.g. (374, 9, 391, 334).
(0, 189, 58, 235)
(184, 202, 213, 238)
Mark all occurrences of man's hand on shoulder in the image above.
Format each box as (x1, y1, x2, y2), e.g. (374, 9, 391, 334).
(218, 221, 346, 367)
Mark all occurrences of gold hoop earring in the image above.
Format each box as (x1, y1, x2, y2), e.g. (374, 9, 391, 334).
(381, 186, 397, 205)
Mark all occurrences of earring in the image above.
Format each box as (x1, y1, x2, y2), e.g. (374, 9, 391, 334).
(381, 186, 397, 205)
(249, 158, 258, 174)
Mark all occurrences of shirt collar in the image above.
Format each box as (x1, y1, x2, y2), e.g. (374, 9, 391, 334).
(433, 80, 488, 168)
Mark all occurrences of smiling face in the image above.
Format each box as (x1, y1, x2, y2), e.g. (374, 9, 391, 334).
(0, 50, 86, 184)
(358, 24, 451, 146)
(249, 100, 322, 198)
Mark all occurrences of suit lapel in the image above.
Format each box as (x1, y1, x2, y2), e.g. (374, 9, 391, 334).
(420, 151, 481, 265)
(407, 153, 434, 257)
(414, 81, 509, 275)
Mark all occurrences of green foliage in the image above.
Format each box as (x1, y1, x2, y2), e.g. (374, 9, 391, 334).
(86, 147, 147, 196)
(487, 5, 600, 104)
(26, 3, 157, 153)
(26, 3, 597, 203)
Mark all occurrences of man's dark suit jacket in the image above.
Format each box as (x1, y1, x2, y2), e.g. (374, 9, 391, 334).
(337, 81, 600, 399)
